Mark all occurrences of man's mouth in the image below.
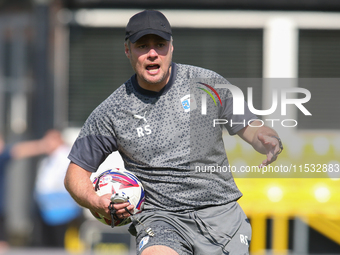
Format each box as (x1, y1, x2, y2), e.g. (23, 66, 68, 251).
(146, 64, 160, 74)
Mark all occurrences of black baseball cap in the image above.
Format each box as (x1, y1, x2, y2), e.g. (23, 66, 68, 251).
(125, 10, 172, 43)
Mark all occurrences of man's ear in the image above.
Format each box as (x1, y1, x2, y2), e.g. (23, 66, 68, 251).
(124, 43, 130, 59)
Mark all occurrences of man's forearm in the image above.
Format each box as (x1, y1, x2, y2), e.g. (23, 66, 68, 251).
(64, 162, 134, 219)
(11, 140, 46, 159)
(64, 162, 99, 210)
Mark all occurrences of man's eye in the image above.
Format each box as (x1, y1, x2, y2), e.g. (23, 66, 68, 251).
(138, 45, 146, 49)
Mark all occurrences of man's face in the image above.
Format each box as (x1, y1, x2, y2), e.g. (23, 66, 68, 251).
(125, 34, 173, 91)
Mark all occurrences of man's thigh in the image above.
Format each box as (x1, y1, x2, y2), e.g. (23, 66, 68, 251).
(134, 202, 251, 255)
(223, 208, 252, 255)
(135, 219, 192, 255)
(142, 245, 179, 255)
(193, 202, 251, 255)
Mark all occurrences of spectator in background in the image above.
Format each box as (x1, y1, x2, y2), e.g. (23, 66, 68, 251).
(34, 130, 82, 248)
(0, 133, 48, 251)
(0, 130, 82, 249)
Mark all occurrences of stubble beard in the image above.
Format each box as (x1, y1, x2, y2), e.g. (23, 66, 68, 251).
(136, 60, 172, 88)
(142, 66, 169, 85)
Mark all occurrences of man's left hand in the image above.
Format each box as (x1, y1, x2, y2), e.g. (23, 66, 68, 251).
(258, 133, 282, 168)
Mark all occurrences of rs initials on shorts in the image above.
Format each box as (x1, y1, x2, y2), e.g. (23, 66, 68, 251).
(240, 234, 249, 246)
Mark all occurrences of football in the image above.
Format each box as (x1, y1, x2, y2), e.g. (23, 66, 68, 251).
(89, 168, 145, 227)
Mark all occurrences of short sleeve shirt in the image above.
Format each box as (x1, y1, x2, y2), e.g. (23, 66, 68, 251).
(69, 63, 257, 212)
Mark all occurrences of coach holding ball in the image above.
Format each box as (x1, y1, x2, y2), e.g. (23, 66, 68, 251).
(65, 10, 283, 255)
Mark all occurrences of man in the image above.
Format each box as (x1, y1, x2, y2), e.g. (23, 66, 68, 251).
(65, 10, 283, 255)
(34, 130, 82, 247)
(0, 132, 50, 250)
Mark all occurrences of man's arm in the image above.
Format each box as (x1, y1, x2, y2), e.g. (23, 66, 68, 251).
(11, 140, 47, 159)
(64, 162, 133, 219)
(237, 120, 283, 167)
(9, 129, 62, 159)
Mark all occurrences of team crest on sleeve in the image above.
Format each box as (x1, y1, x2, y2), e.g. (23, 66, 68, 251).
(180, 94, 197, 112)
(139, 235, 149, 251)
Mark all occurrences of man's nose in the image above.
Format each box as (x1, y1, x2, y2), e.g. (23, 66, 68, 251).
(147, 48, 158, 59)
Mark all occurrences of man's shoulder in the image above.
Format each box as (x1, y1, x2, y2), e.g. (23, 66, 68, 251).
(85, 78, 134, 123)
(111, 77, 134, 98)
(98, 78, 133, 106)
(175, 63, 224, 79)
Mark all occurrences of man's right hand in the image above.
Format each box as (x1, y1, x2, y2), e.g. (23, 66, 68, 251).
(95, 193, 134, 220)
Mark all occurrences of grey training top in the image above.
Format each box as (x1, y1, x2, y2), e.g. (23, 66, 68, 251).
(68, 63, 257, 212)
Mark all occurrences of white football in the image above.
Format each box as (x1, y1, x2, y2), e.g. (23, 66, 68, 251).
(90, 168, 145, 227)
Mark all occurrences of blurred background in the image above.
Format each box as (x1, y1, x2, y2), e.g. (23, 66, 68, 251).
(0, 0, 339, 254)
